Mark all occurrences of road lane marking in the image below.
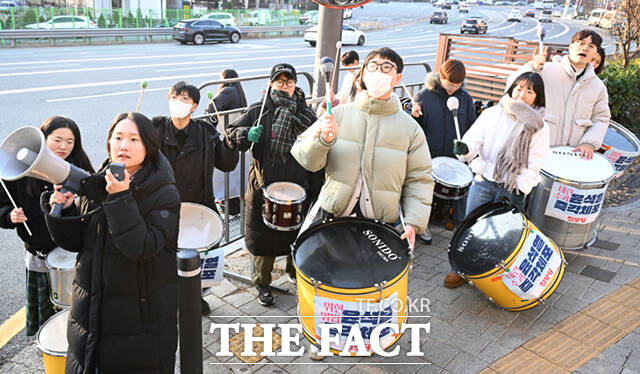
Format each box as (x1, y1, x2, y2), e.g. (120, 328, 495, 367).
(0, 307, 25, 350)
(546, 21, 571, 40)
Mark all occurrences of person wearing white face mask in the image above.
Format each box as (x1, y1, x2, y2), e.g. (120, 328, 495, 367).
(292, 47, 434, 251)
(152, 81, 238, 316)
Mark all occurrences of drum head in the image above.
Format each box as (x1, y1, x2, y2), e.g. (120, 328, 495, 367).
(46, 247, 77, 270)
(178, 203, 223, 251)
(604, 123, 639, 152)
(449, 203, 525, 275)
(265, 182, 306, 202)
(293, 217, 410, 289)
(432, 157, 473, 186)
(37, 309, 69, 355)
(543, 146, 615, 183)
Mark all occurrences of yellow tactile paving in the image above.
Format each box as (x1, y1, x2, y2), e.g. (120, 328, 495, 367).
(0, 307, 25, 350)
(485, 277, 640, 373)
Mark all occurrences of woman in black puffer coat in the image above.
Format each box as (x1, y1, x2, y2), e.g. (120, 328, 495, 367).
(43, 112, 180, 374)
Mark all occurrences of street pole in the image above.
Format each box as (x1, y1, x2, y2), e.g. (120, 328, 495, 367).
(312, 6, 342, 101)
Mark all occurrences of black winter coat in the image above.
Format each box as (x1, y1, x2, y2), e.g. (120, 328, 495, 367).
(0, 178, 57, 256)
(152, 116, 238, 213)
(227, 88, 324, 256)
(42, 152, 180, 374)
(413, 72, 477, 158)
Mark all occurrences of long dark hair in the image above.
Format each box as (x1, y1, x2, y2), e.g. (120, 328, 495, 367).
(594, 46, 606, 75)
(506, 72, 546, 108)
(217, 69, 247, 107)
(40, 116, 94, 173)
(107, 112, 159, 167)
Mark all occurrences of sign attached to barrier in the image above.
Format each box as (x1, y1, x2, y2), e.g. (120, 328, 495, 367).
(544, 181, 606, 224)
(313, 292, 400, 353)
(501, 231, 561, 300)
(601, 147, 636, 175)
(200, 248, 224, 288)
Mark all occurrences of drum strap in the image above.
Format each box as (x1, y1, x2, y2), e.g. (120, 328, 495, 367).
(342, 171, 374, 219)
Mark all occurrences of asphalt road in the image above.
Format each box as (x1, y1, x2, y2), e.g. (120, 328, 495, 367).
(0, 2, 610, 364)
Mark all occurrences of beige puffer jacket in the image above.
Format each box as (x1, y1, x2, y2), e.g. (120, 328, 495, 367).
(291, 92, 433, 233)
(508, 55, 610, 149)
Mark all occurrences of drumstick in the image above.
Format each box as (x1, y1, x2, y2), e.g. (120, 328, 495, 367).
(397, 206, 414, 270)
(536, 24, 545, 57)
(400, 82, 416, 105)
(206, 91, 232, 145)
(0, 178, 32, 236)
(250, 81, 271, 152)
(136, 80, 148, 112)
(330, 41, 343, 94)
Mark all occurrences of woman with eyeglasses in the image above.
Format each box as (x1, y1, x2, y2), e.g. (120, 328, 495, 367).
(410, 59, 477, 243)
(226, 63, 324, 307)
(292, 47, 433, 255)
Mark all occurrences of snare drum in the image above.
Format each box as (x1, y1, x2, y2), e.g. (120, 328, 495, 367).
(432, 157, 473, 200)
(293, 217, 411, 354)
(526, 146, 615, 249)
(37, 308, 70, 374)
(178, 203, 224, 287)
(46, 247, 77, 308)
(598, 120, 640, 177)
(263, 182, 306, 231)
(449, 203, 565, 311)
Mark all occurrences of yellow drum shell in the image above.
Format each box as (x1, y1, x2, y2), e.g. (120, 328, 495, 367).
(462, 220, 566, 311)
(37, 309, 69, 374)
(295, 261, 410, 355)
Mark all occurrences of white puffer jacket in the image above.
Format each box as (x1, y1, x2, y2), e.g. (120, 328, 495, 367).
(459, 105, 550, 195)
(291, 92, 433, 233)
(508, 55, 610, 149)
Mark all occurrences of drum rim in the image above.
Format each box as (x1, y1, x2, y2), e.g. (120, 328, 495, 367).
(178, 202, 224, 251)
(292, 216, 411, 289)
(431, 156, 473, 186)
(542, 146, 616, 186)
(449, 202, 527, 276)
(605, 120, 640, 155)
(36, 309, 69, 357)
(264, 182, 307, 204)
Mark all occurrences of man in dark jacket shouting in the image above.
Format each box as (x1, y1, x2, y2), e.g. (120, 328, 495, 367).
(152, 81, 239, 315)
(227, 63, 323, 306)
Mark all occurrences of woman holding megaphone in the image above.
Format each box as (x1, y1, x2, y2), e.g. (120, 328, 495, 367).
(45, 112, 180, 373)
(0, 116, 94, 336)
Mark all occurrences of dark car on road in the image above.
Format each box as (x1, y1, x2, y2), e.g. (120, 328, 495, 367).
(430, 11, 449, 23)
(173, 19, 241, 45)
(460, 17, 488, 33)
(524, 9, 536, 17)
(440, 2, 452, 9)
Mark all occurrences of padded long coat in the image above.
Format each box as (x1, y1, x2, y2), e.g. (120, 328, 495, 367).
(42, 152, 180, 374)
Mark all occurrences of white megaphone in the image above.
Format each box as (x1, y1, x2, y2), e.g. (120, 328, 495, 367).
(0, 126, 90, 216)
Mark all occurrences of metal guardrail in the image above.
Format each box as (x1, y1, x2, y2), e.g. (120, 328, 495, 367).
(0, 25, 311, 46)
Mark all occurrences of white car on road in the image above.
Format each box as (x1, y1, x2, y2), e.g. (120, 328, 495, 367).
(25, 16, 97, 29)
(304, 24, 365, 47)
(507, 9, 522, 21)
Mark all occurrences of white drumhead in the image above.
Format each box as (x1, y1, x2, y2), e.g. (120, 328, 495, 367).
(37, 309, 69, 355)
(543, 146, 615, 183)
(265, 182, 306, 201)
(46, 247, 77, 270)
(432, 157, 473, 186)
(178, 203, 223, 251)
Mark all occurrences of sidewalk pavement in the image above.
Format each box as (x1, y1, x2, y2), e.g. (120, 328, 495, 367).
(2, 201, 640, 374)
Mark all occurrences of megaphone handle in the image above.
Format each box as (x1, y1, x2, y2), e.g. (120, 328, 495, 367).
(50, 187, 69, 217)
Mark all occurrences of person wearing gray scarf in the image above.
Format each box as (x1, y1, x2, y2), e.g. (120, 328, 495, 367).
(443, 72, 550, 289)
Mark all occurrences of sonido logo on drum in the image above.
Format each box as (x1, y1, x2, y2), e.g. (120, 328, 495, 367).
(362, 229, 401, 261)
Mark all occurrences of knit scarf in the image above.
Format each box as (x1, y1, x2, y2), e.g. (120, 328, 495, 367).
(269, 88, 305, 166)
(492, 95, 545, 193)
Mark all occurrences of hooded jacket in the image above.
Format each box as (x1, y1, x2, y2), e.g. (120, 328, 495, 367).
(291, 91, 433, 233)
(508, 55, 610, 149)
(42, 152, 180, 374)
(413, 73, 477, 158)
